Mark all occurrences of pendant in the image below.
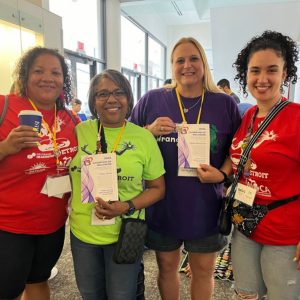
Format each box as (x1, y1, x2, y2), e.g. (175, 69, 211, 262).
(53, 147, 61, 158)
(182, 121, 187, 124)
(183, 108, 188, 113)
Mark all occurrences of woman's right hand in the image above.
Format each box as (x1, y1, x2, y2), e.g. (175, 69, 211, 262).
(147, 117, 175, 137)
(0, 126, 40, 160)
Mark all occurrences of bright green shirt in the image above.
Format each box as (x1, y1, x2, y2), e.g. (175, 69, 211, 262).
(69, 120, 165, 245)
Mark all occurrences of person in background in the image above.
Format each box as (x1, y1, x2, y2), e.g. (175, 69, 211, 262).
(217, 78, 240, 104)
(237, 102, 253, 118)
(0, 47, 80, 300)
(200, 30, 300, 300)
(69, 69, 165, 300)
(129, 37, 241, 300)
(163, 78, 172, 86)
(72, 98, 82, 115)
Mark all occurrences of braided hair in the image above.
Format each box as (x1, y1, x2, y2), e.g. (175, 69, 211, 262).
(233, 30, 299, 97)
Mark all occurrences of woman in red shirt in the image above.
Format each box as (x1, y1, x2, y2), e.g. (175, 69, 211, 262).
(0, 47, 80, 300)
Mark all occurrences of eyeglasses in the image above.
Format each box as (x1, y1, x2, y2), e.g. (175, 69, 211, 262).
(94, 89, 126, 101)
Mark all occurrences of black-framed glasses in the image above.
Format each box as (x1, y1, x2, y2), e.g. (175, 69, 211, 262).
(94, 89, 126, 101)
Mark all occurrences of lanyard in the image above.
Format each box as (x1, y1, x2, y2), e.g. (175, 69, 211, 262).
(176, 88, 205, 124)
(242, 96, 282, 177)
(28, 99, 61, 169)
(97, 121, 126, 154)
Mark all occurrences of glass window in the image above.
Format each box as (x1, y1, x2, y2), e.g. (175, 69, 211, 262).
(141, 75, 147, 97)
(121, 16, 145, 73)
(76, 62, 90, 115)
(148, 78, 158, 90)
(49, 0, 101, 59)
(148, 37, 165, 79)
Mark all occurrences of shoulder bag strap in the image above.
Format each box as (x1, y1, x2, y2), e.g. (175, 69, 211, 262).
(64, 107, 77, 126)
(0, 95, 9, 127)
(228, 100, 290, 199)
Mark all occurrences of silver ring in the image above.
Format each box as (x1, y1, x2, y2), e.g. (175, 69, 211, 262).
(161, 126, 164, 132)
(100, 205, 103, 209)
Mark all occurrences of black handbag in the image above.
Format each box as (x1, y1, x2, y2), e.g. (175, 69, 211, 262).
(219, 100, 290, 236)
(113, 211, 147, 264)
(219, 196, 232, 236)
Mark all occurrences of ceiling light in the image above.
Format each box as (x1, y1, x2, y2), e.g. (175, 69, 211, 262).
(171, 1, 182, 16)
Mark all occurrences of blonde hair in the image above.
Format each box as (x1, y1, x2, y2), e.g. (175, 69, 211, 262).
(165, 37, 222, 94)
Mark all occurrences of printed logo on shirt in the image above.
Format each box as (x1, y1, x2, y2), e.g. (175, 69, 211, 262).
(38, 116, 71, 152)
(245, 178, 271, 197)
(74, 141, 137, 180)
(231, 130, 277, 197)
(25, 162, 50, 175)
(26, 116, 77, 170)
(231, 130, 278, 153)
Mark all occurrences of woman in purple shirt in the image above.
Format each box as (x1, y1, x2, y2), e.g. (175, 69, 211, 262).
(129, 37, 241, 300)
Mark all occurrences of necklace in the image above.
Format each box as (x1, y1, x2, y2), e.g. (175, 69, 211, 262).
(181, 96, 202, 113)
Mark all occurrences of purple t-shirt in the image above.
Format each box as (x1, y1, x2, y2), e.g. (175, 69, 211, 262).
(129, 88, 241, 239)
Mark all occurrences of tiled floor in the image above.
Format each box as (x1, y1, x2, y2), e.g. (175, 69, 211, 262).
(49, 222, 237, 300)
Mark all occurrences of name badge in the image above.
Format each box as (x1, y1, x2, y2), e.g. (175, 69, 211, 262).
(234, 183, 256, 206)
(41, 174, 71, 198)
(178, 167, 198, 177)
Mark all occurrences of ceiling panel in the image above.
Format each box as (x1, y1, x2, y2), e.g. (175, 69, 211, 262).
(121, 0, 300, 25)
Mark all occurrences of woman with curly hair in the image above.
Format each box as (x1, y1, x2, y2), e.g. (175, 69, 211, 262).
(229, 31, 300, 300)
(0, 47, 80, 300)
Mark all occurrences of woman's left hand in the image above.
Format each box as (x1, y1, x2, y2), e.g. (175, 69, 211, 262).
(295, 241, 300, 270)
(94, 197, 128, 220)
(197, 164, 224, 183)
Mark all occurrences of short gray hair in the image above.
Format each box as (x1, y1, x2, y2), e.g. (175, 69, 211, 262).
(88, 69, 134, 118)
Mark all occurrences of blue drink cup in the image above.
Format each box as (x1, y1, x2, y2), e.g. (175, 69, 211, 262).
(18, 110, 43, 142)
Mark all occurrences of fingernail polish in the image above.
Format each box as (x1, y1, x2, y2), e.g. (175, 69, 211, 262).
(293, 257, 297, 262)
(37, 143, 41, 146)
(33, 128, 38, 132)
(38, 133, 41, 137)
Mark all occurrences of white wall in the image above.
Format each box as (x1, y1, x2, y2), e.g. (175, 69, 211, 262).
(211, 2, 300, 103)
(166, 22, 212, 78)
(0, 0, 62, 52)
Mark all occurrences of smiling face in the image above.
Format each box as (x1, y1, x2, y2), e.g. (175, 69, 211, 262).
(172, 42, 204, 93)
(247, 49, 287, 106)
(94, 77, 128, 128)
(27, 53, 64, 110)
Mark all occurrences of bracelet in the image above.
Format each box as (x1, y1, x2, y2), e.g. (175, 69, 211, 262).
(218, 170, 228, 184)
(144, 124, 149, 129)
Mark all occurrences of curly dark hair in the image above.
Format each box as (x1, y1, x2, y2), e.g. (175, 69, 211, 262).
(12, 47, 74, 110)
(233, 30, 299, 97)
(88, 69, 134, 119)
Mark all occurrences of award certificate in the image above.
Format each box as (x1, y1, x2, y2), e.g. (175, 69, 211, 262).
(81, 153, 118, 204)
(178, 124, 210, 169)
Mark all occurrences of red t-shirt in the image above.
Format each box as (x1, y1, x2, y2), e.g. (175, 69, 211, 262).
(0, 94, 81, 234)
(230, 99, 300, 245)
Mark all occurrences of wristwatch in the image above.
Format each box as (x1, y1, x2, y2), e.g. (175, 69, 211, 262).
(125, 200, 135, 216)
